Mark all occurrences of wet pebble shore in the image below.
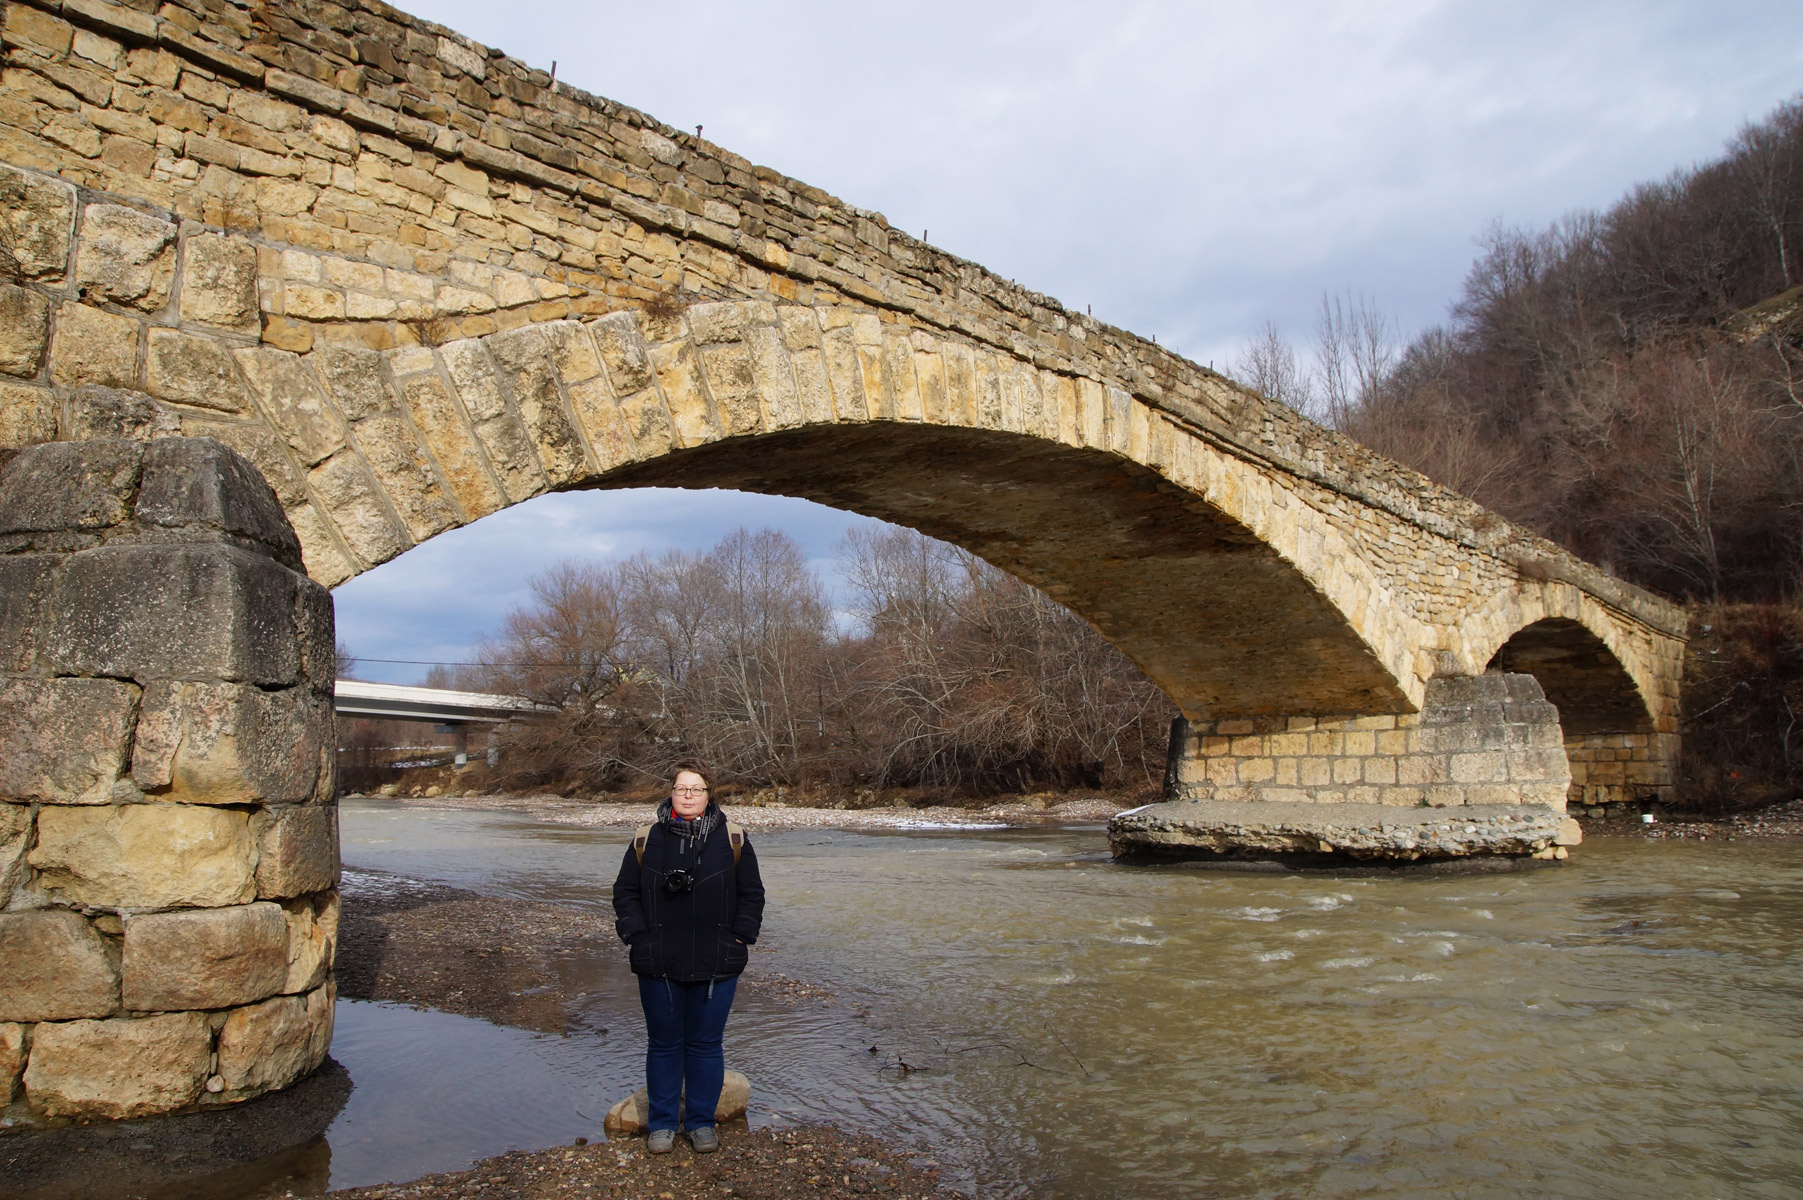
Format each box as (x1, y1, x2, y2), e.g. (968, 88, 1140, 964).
(327, 1127, 947, 1200)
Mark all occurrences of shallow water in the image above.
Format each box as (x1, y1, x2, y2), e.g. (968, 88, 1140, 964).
(309, 798, 1803, 1198)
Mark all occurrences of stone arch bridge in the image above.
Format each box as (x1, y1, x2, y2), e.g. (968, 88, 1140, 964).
(0, 0, 1684, 1122)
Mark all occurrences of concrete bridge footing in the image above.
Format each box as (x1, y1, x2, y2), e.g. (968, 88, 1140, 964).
(1107, 675, 1587, 864)
(0, 438, 338, 1123)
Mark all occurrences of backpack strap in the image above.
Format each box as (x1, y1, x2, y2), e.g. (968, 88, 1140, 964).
(726, 821, 744, 867)
(633, 824, 653, 865)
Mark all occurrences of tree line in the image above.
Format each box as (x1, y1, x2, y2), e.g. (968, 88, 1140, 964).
(1236, 94, 1803, 809)
(423, 526, 1173, 799)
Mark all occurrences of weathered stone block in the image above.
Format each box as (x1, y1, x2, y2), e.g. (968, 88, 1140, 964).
(122, 901, 287, 1011)
(0, 1021, 22, 1106)
(0, 164, 76, 281)
(0, 284, 50, 378)
(349, 413, 458, 542)
(0, 379, 57, 448)
(0, 801, 30, 908)
(0, 910, 120, 1022)
(47, 543, 303, 685)
(132, 682, 324, 807)
(50, 301, 140, 388)
(61, 385, 180, 442)
(30, 803, 255, 909)
(231, 348, 345, 466)
(281, 889, 337, 994)
(177, 235, 259, 330)
(75, 204, 177, 311)
(0, 678, 139, 805)
(0, 555, 57, 672)
(144, 329, 249, 413)
(253, 804, 338, 898)
(216, 980, 332, 1094)
(178, 420, 307, 507)
(135, 437, 302, 566)
(0, 437, 142, 534)
(23, 1012, 210, 1119)
(305, 452, 409, 565)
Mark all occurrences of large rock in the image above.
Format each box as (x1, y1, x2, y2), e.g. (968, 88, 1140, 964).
(0, 801, 31, 908)
(0, 1020, 22, 1105)
(135, 436, 302, 567)
(0, 910, 120, 1021)
(0, 437, 142, 535)
(603, 1070, 750, 1134)
(0, 678, 139, 805)
(1109, 800, 1574, 862)
(122, 902, 287, 1012)
(22, 1012, 210, 1119)
(30, 803, 255, 908)
(253, 804, 338, 898)
(131, 682, 324, 807)
(45, 543, 303, 686)
(74, 204, 177, 311)
(214, 981, 333, 1095)
(280, 890, 338, 994)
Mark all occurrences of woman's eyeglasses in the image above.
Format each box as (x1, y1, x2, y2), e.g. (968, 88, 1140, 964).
(672, 786, 709, 796)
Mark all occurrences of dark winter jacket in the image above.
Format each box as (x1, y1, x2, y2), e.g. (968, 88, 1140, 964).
(612, 810, 766, 981)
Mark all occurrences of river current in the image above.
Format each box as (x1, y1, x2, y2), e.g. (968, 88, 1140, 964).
(303, 798, 1803, 1199)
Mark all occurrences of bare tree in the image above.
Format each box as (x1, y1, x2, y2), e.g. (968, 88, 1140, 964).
(1233, 321, 1310, 412)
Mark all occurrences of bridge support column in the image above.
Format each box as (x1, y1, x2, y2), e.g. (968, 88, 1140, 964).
(1115, 674, 1583, 864)
(0, 438, 339, 1122)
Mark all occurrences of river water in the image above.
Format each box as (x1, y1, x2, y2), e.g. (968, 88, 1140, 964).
(316, 799, 1803, 1198)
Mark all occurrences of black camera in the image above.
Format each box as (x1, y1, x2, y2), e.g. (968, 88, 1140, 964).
(664, 868, 695, 894)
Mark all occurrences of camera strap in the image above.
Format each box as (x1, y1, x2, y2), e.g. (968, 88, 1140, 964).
(635, 822, 745, 867)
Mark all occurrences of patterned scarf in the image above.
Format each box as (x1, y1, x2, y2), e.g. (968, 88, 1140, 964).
(656, 796, 722, 846)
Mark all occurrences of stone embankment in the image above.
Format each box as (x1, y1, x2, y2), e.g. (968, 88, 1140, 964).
(0, 437, 338, 1123)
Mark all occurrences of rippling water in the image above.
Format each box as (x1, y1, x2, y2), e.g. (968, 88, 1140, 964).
(322, 799, 1803, 1198)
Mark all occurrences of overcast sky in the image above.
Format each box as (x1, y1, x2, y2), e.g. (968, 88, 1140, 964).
(334, 0, 1803, 683)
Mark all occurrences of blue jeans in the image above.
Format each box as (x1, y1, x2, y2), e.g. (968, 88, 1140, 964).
(637, 976, 739, 1132)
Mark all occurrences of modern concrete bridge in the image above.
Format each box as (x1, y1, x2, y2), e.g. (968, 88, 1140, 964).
(0, 0, 1685, 1122)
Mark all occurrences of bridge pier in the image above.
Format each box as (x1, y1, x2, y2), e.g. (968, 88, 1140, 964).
(1111, 674, 1585, 863)
(0, 439, 338, 1122)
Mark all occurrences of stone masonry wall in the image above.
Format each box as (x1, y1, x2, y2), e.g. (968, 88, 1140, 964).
(0, 436, 336, 1122)
(1165, 674, 1573, 811)
(1566, 732, 1676, 813)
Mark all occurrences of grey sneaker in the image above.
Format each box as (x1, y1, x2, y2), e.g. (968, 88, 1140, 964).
(688, 1126, 720, 1154)
(647, 1129, 677, 1154)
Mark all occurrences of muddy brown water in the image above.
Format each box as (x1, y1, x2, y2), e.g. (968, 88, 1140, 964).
(14, 797, 1802, 1199)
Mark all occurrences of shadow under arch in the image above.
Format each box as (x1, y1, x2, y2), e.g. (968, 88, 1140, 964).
(1485, 617, 1654, 735)
(564, 422, 1410, 721)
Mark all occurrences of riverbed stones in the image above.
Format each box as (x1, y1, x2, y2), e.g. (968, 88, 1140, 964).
(22, 1012, 210, 1119)
(604, 1071, 750, 1134)
(30, 802, 256, 909)
(214, 982, 333, 1096)
(0, 910, 120, 1022)
(122, 902, 287, 1011)
(253, 804, 338, 898)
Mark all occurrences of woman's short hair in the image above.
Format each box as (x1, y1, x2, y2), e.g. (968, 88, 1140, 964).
(668, 757, 714, 793)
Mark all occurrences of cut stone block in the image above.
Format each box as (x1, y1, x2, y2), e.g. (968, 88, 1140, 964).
(30, 803, 255, 909)
(253, 805, 338, 898)
(50, 301, 140, 388)
(122, 901, 287, 1011)
(0, 283, 50, 378)
(0, 801, 30, 908)
(0, 1020, 22, 1106)
(0, 378, 56, 449)
(132, 682, 325, 806)
(23, 1012, 210, 1119)
(74, 203, 177, 311)
(0, 437, 143, 535)
(177, 234, 259, 330)
(144, 328, 250, 413)
(0, 677, 139, 805)
(0, 909, 120, 1022)
(215, 980, 333, 1095)
(280, 889, 338, 994)
(135, 436, 303, 567)
(0, 163, 76, 281)
(47, 543, 303, 686)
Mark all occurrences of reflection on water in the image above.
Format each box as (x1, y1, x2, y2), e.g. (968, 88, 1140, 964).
(331, 798, 1803, 1198)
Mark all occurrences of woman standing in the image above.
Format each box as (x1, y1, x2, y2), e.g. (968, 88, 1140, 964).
(613, 759, 765, 1154)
